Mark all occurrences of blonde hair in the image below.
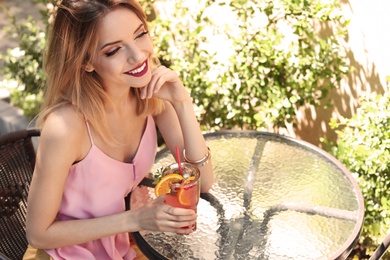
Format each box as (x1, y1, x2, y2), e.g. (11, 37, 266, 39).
(38, 0, 164, 143)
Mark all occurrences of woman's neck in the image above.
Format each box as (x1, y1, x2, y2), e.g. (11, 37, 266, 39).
(107, 89, 136, 117)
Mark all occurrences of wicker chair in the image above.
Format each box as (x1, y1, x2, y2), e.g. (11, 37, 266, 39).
(0, 129, 40, 260)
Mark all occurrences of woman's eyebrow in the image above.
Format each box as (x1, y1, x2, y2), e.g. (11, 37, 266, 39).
(100, 40, 121, 50)
(133, 23, 144, 34)
(99, 23, 144, 50)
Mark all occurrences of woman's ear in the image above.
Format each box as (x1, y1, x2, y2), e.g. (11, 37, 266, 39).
(84, 64, 94, 72)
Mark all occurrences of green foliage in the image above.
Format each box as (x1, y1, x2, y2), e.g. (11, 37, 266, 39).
(0, 16, 44, 118)
(329, 92, 390, 246)
(1, 0, 349, 128)
(0, 0, 57, 119)
(141, 0, 349, 131)
(1, 0, 348, 126)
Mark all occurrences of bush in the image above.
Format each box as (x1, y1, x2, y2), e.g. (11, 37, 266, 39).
(1, 0, 349, 130)
(0, 16, 45, 119)
(328, 91, 390, 249)
(143, 0, 349, 131)
(0, 0, 57, 119)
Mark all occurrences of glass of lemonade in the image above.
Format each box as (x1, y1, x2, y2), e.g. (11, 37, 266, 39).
(155, 162, 201, 231)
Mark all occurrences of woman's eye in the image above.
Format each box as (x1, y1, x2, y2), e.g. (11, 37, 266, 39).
(105, 47, 120, 57)
(135, 31, 148, 40)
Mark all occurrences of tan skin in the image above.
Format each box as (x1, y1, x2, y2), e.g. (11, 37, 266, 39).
(26, 7, 214, 250)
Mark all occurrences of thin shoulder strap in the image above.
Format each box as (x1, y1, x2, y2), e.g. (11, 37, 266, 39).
(85, 120, 94, 146)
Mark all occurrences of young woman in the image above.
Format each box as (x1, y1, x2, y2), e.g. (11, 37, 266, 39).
(23, 0, 214, 259)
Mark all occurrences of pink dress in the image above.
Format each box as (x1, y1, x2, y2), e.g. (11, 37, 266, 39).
(46, 116, 157, 259)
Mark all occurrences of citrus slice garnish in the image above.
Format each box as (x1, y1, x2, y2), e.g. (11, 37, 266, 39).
(154, 173, 183, 197)
(177, 176, 198, 206)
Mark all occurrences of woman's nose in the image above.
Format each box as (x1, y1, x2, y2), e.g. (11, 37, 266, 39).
(126, 44, 144, 64)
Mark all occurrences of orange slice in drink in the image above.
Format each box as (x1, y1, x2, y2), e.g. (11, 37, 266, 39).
(154, 173, 183, 197)
(177, 176, 198, 206)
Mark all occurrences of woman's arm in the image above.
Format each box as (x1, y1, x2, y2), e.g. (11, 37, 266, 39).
(26, 106, 129, 248)
(155, 101, 214, 193)
(149, 67, 214, 193)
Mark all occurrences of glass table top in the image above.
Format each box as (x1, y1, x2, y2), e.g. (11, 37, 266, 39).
(130, 131, 364, 260)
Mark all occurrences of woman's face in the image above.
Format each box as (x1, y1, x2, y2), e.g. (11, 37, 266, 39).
(90, 7, 153, 91)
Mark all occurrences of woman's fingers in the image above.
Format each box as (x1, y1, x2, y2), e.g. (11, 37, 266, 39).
(141, 195, 197, 233)
(157, 217, 197, 234)
(141, 66, 182, 100)
(140, 66, 163, 99)
(147, 67, 171, 98)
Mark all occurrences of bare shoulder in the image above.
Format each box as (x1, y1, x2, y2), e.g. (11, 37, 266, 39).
(42, 105, 84, 135)
(40, 104, 86, 149)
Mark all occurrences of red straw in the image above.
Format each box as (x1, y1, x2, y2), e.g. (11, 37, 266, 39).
(175, 146, 183, 175)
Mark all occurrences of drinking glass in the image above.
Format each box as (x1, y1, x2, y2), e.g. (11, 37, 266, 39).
(162, 162, 200, 230)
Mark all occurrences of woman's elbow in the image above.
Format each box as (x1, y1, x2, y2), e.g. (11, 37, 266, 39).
(26, 228, 47, 249)
(201, 183, 213, 193)
(200, 173, 214, 193)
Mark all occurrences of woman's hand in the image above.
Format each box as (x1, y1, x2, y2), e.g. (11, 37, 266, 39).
(133, 195, 197, 234)
(141, 66, 190, 104)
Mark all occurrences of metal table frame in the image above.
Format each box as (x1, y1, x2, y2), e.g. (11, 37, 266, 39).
(130, 131, 365, 260)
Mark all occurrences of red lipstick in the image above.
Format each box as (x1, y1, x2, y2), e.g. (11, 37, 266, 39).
(126, 59, 148, 77)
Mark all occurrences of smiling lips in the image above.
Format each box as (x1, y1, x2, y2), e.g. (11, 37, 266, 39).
(126, 59, 148, 77)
